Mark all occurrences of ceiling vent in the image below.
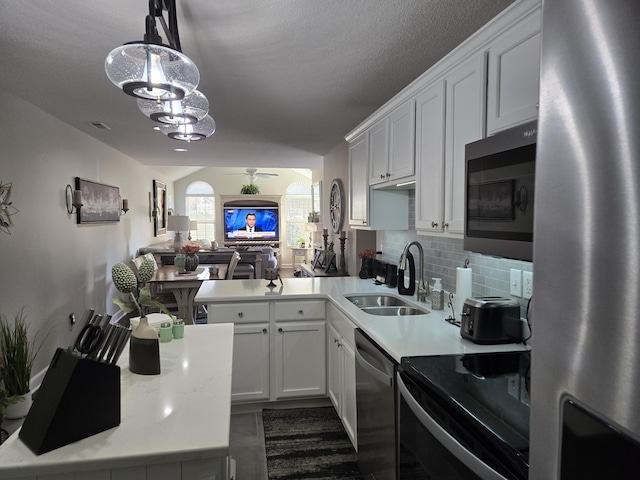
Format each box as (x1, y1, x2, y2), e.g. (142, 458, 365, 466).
(87, 122, 111, 130)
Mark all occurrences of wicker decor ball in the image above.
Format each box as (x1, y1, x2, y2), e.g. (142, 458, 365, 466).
(112, 263, 138, 293)
(137, 258, 156, 284)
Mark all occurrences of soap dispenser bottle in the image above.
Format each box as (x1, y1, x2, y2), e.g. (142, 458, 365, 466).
(431, 278, 444, 310)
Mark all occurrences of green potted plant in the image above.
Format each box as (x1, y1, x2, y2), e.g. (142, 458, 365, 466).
(240, 183, 260, 194)
(0, 309, 44, 419)
(296, 237, 306, 248)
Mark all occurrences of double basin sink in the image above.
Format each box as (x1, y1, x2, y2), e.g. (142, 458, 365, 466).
(345, 294, 430, 316)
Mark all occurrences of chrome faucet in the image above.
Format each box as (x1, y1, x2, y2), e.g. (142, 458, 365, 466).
(399, 241, 428, 302)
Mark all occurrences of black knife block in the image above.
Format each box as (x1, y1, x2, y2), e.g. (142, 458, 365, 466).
(19, 348, 121, 455)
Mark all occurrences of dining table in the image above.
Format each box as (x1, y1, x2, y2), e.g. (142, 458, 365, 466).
(149, 264, 227, 324)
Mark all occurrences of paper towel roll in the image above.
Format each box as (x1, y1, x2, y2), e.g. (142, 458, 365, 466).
(455, 267, 472, 317)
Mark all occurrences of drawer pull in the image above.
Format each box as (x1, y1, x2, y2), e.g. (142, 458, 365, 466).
(298, 309, 304, 315)
(278, 327, 283, 333)
(262, 328, 267, 334)
(238, 312, 243, 318)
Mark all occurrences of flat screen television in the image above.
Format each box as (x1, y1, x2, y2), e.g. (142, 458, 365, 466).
(223, 207, 279, 243)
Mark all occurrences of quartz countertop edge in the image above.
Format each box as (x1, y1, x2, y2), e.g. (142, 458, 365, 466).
(0, 323, 234, 478)
(195, 277, 529, 362)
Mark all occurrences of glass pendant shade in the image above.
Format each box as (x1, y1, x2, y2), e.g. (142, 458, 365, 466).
(137, 90, 209, 125)
(105, 42, 200, 101)
(159, 114, 216, 141)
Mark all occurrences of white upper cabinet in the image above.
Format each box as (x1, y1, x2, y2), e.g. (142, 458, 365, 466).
(368, 118, 389, 185)
(486, 7, 541, 135)
(416, 55, 485, 236)
(443, 55, 486, 235)
(349, 129, 409, 231)
(348, 131, 369, 226)
(368, 101, 416, 186)
(415, 82, 446, 233)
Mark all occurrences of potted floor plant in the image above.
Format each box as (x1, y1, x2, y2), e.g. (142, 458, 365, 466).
(0, 309, 43, 419)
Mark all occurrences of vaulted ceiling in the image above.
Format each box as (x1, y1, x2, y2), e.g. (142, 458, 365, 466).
(0, 1, 513, 177)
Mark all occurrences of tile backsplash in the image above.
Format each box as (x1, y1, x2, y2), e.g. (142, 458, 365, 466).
(377, 190, 533, 315)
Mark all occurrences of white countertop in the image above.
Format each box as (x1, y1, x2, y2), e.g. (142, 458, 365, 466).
(195, 277, 529, 362)
(0, 324, 233, 478)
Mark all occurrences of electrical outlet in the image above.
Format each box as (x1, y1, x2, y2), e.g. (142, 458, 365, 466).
(522, 271, 533, 299)
(508, 374, 520, 400)
(510, 269, 522, 297)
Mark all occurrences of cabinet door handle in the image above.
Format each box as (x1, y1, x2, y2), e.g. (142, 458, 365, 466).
(278, 327, 283, 333)
(443, 223, 449, 229)
(262, 328, 267, 334)
(238, 312, 243, 318)
(386, 172, 391, 178)
(431, 221, 438, 228)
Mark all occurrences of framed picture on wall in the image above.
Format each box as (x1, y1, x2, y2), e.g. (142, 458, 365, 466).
(153, 180, 167, 236)
(74, 178, 120, 224)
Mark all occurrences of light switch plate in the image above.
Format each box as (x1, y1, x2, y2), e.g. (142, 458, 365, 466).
(522, 271, 533, 299)
(510, 269, 522, 297)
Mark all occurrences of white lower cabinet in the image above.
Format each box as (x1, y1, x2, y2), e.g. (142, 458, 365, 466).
(209, 300, 326, 403)
(231, 322, 270, 402)
(326, 305, 358, 449)
(274, 319, 326, 399)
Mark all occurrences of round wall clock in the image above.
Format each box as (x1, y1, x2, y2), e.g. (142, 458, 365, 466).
(329, 178, 344, 234)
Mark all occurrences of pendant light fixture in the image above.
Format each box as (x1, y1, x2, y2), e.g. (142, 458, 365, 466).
(159, 114, 216, 141)
(105, 0, 199, 101)
(137, 89, 209, 124)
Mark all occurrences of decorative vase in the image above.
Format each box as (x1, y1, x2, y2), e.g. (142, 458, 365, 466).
(129, 317, 161, 375)
(5, 391, 33, 419)
(184, 253, 199, 271)
(359, 258, 374, 279)
(174, 253, 186, 273)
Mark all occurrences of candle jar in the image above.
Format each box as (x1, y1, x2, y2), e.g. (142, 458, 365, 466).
(172, 320, 185, 339)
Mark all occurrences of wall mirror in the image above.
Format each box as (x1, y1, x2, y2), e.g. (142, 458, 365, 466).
(312, 181, 322, 222)
(153, 180, 167, 236)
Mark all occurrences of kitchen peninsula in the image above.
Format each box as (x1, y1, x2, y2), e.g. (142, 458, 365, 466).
(196, 277, 528, 362)
(0, 324, 234, 480)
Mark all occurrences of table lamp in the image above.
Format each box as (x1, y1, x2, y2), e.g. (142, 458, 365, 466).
(167, 215, 190, 252)
(188, 220, 198, 240)
(304, 222, 317, 246)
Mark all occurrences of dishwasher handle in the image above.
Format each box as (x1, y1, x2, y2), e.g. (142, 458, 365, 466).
(396, 372, 509, 480)
(355, 345, 393, 387)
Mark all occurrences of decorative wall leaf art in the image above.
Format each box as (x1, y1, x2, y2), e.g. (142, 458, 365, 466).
(0, 180, 18, 235)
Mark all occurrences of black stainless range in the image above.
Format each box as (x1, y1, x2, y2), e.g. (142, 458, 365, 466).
(397, 351, 531, 479)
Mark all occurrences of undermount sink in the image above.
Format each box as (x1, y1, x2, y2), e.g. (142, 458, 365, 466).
(345, 294, 430, 316)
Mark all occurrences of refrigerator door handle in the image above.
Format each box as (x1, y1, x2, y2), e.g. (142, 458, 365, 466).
(397, 372, 509, 480)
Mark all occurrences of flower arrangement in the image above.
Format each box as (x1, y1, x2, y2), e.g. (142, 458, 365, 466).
(180, 244, 200, 254)
(112, 259, 174, 320)
(358, 248, 376, 259)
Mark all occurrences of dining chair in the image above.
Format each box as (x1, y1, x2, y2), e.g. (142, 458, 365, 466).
(225, 251, 242, 280)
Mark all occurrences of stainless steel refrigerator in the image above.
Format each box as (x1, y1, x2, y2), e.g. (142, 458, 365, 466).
(531, 0, 640, 478)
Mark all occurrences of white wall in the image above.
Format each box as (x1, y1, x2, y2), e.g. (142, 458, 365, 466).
(0, 91, 173, 373)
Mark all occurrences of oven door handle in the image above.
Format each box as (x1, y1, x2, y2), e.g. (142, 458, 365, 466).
(397, 372, 509, 480)
(355, 346, 393, 387)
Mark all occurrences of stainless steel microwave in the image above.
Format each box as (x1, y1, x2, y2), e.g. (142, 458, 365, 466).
(464, 121, 536, 262)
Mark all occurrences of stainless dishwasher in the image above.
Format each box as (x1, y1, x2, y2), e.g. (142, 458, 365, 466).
(355, 328, 397, 480)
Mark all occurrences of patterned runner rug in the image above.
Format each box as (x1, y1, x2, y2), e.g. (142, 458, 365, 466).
(262, 406, 364, 480)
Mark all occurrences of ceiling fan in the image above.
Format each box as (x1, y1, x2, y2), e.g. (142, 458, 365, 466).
(226, 168, 279, 183)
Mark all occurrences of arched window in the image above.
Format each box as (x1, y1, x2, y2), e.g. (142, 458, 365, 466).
(185, 181, 215, 241)
(285, 182, 312, 246)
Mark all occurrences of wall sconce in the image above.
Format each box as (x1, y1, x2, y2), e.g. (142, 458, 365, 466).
(121, 198, 129, 215)
(66, 184, 83, 214)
